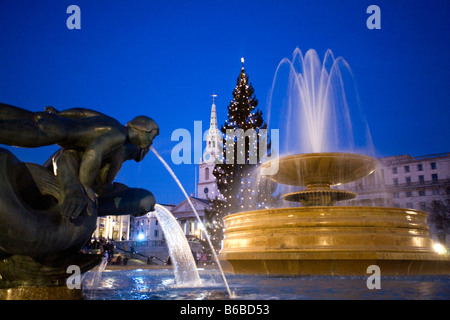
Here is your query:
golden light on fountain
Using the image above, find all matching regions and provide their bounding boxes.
[261,153,377,206]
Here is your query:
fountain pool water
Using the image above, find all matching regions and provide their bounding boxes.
[82,268,450,300]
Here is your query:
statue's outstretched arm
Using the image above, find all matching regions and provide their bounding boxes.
[61,108,108,119]
[46,106,107,119]
[0,105,69,147]
[0,103,35,120]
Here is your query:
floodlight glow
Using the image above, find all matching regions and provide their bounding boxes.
[433,243,446,255]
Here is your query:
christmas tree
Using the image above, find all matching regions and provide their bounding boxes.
[202,58,278,253]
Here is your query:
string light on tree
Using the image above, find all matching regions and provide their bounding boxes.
[203,58,280,254]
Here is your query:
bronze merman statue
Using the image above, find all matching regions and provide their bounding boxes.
[0,102,159,289]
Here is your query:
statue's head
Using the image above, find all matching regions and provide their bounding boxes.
[126,116,159,149]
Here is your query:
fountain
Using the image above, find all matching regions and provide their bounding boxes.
[218,49,450,276]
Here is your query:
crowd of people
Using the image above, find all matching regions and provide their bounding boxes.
[193,250,213,266]
[84,237,214,267]
[84,237,119,264]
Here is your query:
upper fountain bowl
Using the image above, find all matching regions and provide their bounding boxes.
[261,152,377,187]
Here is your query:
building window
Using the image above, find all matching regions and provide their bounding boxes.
[393,178,399,186]
[406,177,411,185]
[431,173,438,182]
[393,192,399,199]
[419,175,425,184]
[418,190,426,197]
[154,230,159,237]
[406,202,413,209]
[404,165,410,173]
[205,167,209,180]
[417,164,423,171]
[392,167,398,174]
[420,202,427,211]
[432,189,440,196]
[406,191,412,197]
[430,162,436,170]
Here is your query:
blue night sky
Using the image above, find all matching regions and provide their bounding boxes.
[0,0,449,204]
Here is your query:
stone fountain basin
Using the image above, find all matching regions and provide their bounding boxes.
[261,152,378,187]
[221,206,433,253]
[218,206,450,275]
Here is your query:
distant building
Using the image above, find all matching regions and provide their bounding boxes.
[93,215,131,241]
[170,196,212,241]
[121,204,175,261]
[129,204,175,242]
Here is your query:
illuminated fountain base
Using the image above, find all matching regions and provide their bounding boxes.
[219,206,450,275]
[219,153,450,275]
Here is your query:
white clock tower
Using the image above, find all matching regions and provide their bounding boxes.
[197,95,223,200]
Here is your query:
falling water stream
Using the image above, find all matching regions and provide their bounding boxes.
[153,204,201,286]
[82,255,108,299]
[150,146,233,298]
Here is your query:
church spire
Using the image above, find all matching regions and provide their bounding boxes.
[210,94,218,130]
[204,94,222,164]
[197,94,224,201]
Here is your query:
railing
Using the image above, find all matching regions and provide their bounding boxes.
[379,152,449,166]
[115,239,167,249]
[413,153,449,160]
[387,178,449,191]
[114,243,167,265]
[341,178,449,193]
